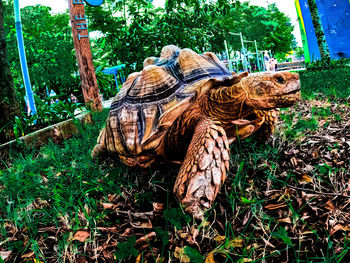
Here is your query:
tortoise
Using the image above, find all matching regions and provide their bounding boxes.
[92,45,300,218]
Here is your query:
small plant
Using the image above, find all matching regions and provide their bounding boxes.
[163,208,192,230]
[114,236,139,260]
[271,226,292,246]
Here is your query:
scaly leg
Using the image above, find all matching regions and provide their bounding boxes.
[252,109,279,142]
[173,118,230,219]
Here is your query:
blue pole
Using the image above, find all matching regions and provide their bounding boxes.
[14,0,36,116]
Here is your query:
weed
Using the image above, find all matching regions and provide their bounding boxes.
[114,236,138,260]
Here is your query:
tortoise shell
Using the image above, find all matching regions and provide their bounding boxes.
[97,45,232,160]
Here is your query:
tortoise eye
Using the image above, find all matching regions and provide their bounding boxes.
[276,76,284,84]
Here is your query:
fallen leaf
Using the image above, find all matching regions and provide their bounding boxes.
[135,254,142,263]
[153,203,164,213]
[225,238,244,248]
[72,231,90,242]
[101,203,115,209]
[324,200,335,211]
[174,247,190,263]
[140,221,153,229]
[298,174,313,184]
[242,209,251,225]
[96,226,118,233]
[213,234,225,243]
[21,251,34,258]
[264,203,287,210]
[330,224,350,236]
[311,151,319,159]
[0,251,12,261]
[204,251,215,263]
[290,157,298,167]
[135,232,156,245]
[277,217,292,224]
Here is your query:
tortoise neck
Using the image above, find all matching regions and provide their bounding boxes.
[200,82,251,123]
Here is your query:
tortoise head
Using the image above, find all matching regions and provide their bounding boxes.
[241,71,301,109]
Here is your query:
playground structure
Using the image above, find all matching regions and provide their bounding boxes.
[295,0,350,62]
[223,32,271,73]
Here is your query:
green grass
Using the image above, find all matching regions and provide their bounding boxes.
[0,109,126,260]
[0,84,349,262]
[299,67,350,99]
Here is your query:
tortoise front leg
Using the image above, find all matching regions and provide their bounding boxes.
[252,109,279,142]
[173,118,230,219]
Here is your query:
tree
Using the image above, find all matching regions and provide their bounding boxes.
[306,0,330,60]
[85,0,296,73]
[4,3,80,99]
[0,0,20,142]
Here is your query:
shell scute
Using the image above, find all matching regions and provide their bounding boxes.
[103,45,231,157]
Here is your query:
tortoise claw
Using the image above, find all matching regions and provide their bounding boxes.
[91,144,106,160]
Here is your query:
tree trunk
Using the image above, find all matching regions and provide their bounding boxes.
[0,0,20,142]
[68,0,102,111]
[307,0,330,61]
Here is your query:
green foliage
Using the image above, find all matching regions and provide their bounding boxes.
[271,226,292,246]
[114,236,139,260]
[0,109,112,256]
[86,0,296,73]
[183,246,203,263]
[9,98,83,139]
[154,227,169,247]
[163,208,191,229]
[299,67,350,99]
[3,2,78,99]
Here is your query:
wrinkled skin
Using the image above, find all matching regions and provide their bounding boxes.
[92,49,300,219]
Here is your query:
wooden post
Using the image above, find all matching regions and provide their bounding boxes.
[68,0,102,111]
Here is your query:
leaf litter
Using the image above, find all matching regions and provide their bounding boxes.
[0,98,349,262]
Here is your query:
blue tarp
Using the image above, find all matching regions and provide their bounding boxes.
[298,0,350,61]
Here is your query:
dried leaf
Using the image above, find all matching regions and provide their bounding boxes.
[213,234,225,243]
[140,220,153,229]
[264,202,287,210]
[135,254,142,263]
[96,226,118,233]
[330,224,350,236]
[311,151,319,159]
[135,232,156,245]
[226,238,244,248]
[298,174,313,184]
[277,217,292,224]
[102,203,115,209]
[290,157,298,167]
[174,247,190,263]
[21,251,34,258]
[243,209,251,225]
[72,231,90,242]
[153,202,164,213]
[0,251,12,261]
[204,251,216,263]
[324,200,335,211]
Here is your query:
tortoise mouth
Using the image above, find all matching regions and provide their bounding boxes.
[284,87,301,95]
[272,86,301,97]
[275,90,301,107]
